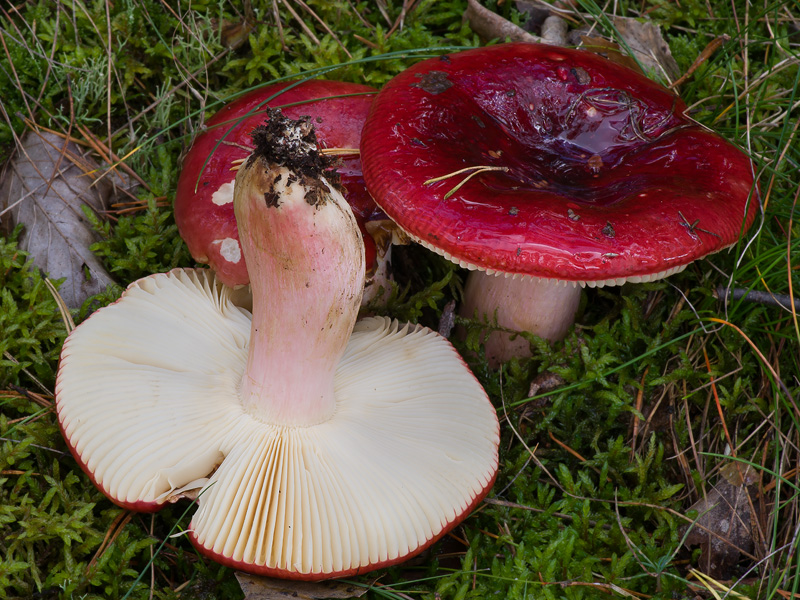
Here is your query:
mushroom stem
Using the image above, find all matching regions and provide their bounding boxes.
[460,271,581,367]
[234,143,364,427]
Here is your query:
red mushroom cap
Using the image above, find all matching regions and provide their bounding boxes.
[176,80,383,286]
[360,43,759,286]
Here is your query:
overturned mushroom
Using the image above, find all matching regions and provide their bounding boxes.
[360,43,758,365]
[56,111,499,579]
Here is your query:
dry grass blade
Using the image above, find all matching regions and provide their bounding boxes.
[109,195,169,216]
[703,346,735,456]
[786,182,800,344]
[423,165,509,200]
[85,510,134,577]
[0,28,35,123]
[319,147,359,156]
[291,0,352,58]
[4,386,52,409]
[387,0,419,38]
[44,278,75,333]
[670,35,730,88]
[3,353,52,396]
[74,123,149,192]
[688,568,750,600]
[707,318,798,416]
[89,145,144,189]
[548,431,588,462]
[280,0,321,45]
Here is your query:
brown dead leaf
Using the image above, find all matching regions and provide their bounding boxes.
[218,0,256,50]
[579,35,643,74]
[514,1,550,34]
[465,0,541,44]
[235,572,369,600]
[610,16,681,81]
[527,371,566,399]
[682,463,759,579]
[0,130,126,308]
[438,299,457,338]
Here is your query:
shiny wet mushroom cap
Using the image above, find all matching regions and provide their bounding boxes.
[175,79,391,295]
[360,43,758,365]
[56,110,500,579]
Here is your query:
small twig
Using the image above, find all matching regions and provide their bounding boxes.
[484,497,614,531]
[8,385,52,408]
[464,0,541,44]
[715,286,800,311]
[0,437,65,455]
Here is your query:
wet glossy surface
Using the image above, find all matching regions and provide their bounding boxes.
[361,43,759,282]
[175,80,382,286]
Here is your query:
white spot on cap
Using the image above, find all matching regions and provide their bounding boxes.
[211,180,235,206]
[211,238,241,264]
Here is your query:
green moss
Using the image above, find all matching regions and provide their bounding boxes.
[1,0,799,598]
[0,230,67,388]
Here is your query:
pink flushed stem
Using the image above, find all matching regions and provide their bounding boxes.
[461,271,581,367]
[234,155,365,426]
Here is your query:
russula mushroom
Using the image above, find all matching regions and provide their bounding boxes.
[56,110,500,579]
[360,43,758,365]
[175,79,395,302]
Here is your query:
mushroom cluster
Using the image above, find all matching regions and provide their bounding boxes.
[360,43,759,365]
[56,110,500,579]
[56,39,759,581]
[175,80,395,302]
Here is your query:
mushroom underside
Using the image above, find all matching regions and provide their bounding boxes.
[56,268,499,578]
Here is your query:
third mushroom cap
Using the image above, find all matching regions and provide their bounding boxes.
[175,80,394,301]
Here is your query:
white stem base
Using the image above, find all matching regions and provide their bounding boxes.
[461,271,581,366]
[362,245,393,306]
